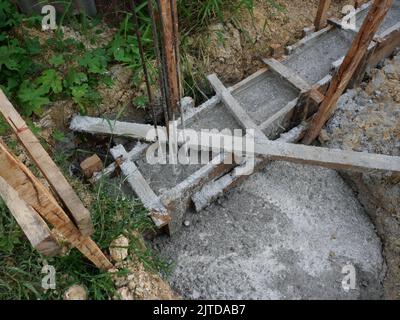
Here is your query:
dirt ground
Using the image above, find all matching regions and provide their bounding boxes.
[323,51,400,299]
[189,0,365,85]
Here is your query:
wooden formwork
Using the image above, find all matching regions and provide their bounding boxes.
[71,0,400,235]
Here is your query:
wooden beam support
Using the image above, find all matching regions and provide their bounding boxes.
[70,116,400,174]
[262,58,325,105]
[110,145,171,229]
[263,58,309,92]
[302,0,393,145]
[0,90,94,236]
[315,0,332,31]
[158,0,180,116]
[253,138,400,173]
[0,142,112,270]
[207,74,265,138]
[0,176,61,257]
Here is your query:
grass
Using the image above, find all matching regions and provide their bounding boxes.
[0,170,170,300]
[0,0,285,300]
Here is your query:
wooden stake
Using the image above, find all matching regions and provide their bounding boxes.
[0,142,112,270]
[0,89,93,235]
[0,176,61,257]
[315,0,332,31]
[303,0,393,145]
[158,0,180,117]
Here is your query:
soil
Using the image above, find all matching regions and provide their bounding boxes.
[188,0,367,85]
[322,50,400,299]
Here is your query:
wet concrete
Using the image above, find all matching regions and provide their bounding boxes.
[153,162,385,300]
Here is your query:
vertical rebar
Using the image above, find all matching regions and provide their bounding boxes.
[131,0,158,138]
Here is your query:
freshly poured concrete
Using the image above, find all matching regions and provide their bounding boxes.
[284,29,354,84]
[356,1,400,35]
[153,162,385,299]
[233,72,299,125]
[135,102,242,194]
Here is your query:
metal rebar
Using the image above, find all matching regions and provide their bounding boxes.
[131,0,159,139]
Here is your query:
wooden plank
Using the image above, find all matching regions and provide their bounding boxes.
[160,153,234,234]
[92,142,149,183]
[0,90,93,236]
[262,58,325,105]
[315,0,332,31]
[263,58,309,92]
[253,139,400,173]
[369,22,400,67]
[228,68,268,94]
[192,122,308,212]
[70,116,400,174]
[70,115,156,141]
[259,98,298,137]
[207,74,265,138]
[110,145,171,229]
[302,0,393,145]
[0,176,61,257]
[286,25,333,55]
[0,142,112,270]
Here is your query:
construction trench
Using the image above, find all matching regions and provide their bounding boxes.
[0,0,398,300]
[66,1,400,299]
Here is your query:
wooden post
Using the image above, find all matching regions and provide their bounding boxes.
[355,0,364,9]
[315,0,332,31]
[158,0,180,117]
[302,0,393,145]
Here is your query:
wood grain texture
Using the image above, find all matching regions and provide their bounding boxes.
[315,0,332,31]
[110,145,171,229]
[70,116,400,174]
[0,176,61,257]
[207,73,265,138]
[0,142,112,270]
[303,0,393,144]
[0,89,93,236]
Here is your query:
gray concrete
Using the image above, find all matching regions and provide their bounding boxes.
[233,72,299,125]
[356,1,400,35]
[153,162,385,299]
[284,28,355,84]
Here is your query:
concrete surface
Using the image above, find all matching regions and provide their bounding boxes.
[284,28,354,84]
[233,72,299,125]
[153,162,385,300]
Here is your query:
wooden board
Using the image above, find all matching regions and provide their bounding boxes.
[110,145,171,229]
[0,176,61,257]
[70,116,400,174]
[302,0,394,144]
[263,58,309,92]
[253,138,400,173]
[0,142,112,270]
[369,22,400,67]
[207,74,265,138]
[315,0,332,31]
[0,90,93,236]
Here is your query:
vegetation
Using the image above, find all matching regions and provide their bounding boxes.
[0,0,278,300]
[0,175,168,300]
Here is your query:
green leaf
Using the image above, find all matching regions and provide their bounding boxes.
[17,81,50,116]
[53,129,66,142]
[133,95,148,109]
[24,37,41,55]
[49,54,65,67]
[63,69,88,88]
[35,69,63,94]
[78,49,108,74]
[0,45,23,71]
